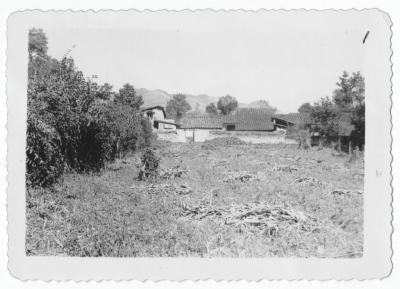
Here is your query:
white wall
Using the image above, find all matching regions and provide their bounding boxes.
[152,109,165,121]
[208,130,288,144]
[156,129,298,144]
[156,130,186,142]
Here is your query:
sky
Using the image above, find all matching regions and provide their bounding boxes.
[36,11,372,113]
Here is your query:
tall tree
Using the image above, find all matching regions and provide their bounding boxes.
[217,95,238,115]
[97,83,114,100]
[333,71,365,111]
[310,97,339,142]
[250,99,277,114]
[114,83,143,110]
[310,71,365,149]
[333,71,365,148]
[298,102,313,113]
[206,102,218,115]
[166,93,192,120]
[28,28,48,60]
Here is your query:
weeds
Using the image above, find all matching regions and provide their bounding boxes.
[26,142,363,257]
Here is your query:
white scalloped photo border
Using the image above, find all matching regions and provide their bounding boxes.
[6,8,393,281]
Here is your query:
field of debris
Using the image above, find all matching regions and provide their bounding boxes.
[26,138,364,257]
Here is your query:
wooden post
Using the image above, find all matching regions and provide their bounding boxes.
[338,136,342,152]
[355,145,360,158]
[348,140,352,155]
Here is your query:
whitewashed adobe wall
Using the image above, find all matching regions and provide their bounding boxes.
[155,128,298,144]
[156,130,186,142]
[152,109,165,121]
[208,131,288,144]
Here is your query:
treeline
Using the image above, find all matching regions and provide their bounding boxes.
[27,28,152,187]
[165,93,277,121]
[206,96,277,116]
[295,71,365,151]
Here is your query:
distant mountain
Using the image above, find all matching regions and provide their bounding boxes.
[137,88,220,111]
[241,100,278,114]
[136,88,171,108]
[136,88,276,113]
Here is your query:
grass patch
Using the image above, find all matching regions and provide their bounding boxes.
[26,141,363,257]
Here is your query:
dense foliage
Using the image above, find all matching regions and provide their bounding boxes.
[26,28,152,187]
[138,148,160,181]
[166,93,192,120]
[217,94,238,115]
[205,95,240,116]
[248,100,277,114]
[306,71,365,150]
[298,102,313,113]
[205,102,219,115]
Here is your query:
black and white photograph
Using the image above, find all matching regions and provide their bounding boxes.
[6,9,392,281]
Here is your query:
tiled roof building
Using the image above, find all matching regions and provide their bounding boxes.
[180,115,223,129]
[180,108,276,131]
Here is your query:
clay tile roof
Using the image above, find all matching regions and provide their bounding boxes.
[273,113,312,125]
[180,115,223,129]
[181,108,278,131]
[222,108,275,131]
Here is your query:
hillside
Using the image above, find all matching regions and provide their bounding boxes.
[137,88,220,111]
[137,88,257,111]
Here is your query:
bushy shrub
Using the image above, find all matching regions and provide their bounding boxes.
[138,148,160,180]
[286,122,311,149]
[26,114,63,187]
[141,117,156,147]
[26,28,153,187]
[297,129,311,149]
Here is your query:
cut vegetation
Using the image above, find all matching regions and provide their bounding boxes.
[26,139,363,258]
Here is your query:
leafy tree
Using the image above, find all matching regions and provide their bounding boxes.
[333,71,365,148]
[217,95,238,115]
[333,71,365,110]
[351,101,365,148]
[206,102,218,115]
[96,83,114,100]
[250,100,277,114]
[28,28,48,60]
[138,148,160,181]
[114,83,144,110]
[166,93,192,120]
[310,97,339,143]
[26,28,152,186]
[186,103,203,117]
[298,102,313,113]
[309,71,365,150]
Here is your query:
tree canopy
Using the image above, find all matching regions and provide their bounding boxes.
[250,100,277,114]
[26,28,152,187]
[166,93,192,120]
[28,28,48,60]
[310,71,365,149]
[217,95,238,115]
[333,71,365,110]
[205,102,219,115]
[298,102,313,113]
[114,83,144,110]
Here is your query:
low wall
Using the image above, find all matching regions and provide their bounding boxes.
[156,129,299,144]
[156,130,186,142]
[209,130,290,144]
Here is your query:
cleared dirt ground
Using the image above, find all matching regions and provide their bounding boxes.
[26,139,363,257]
